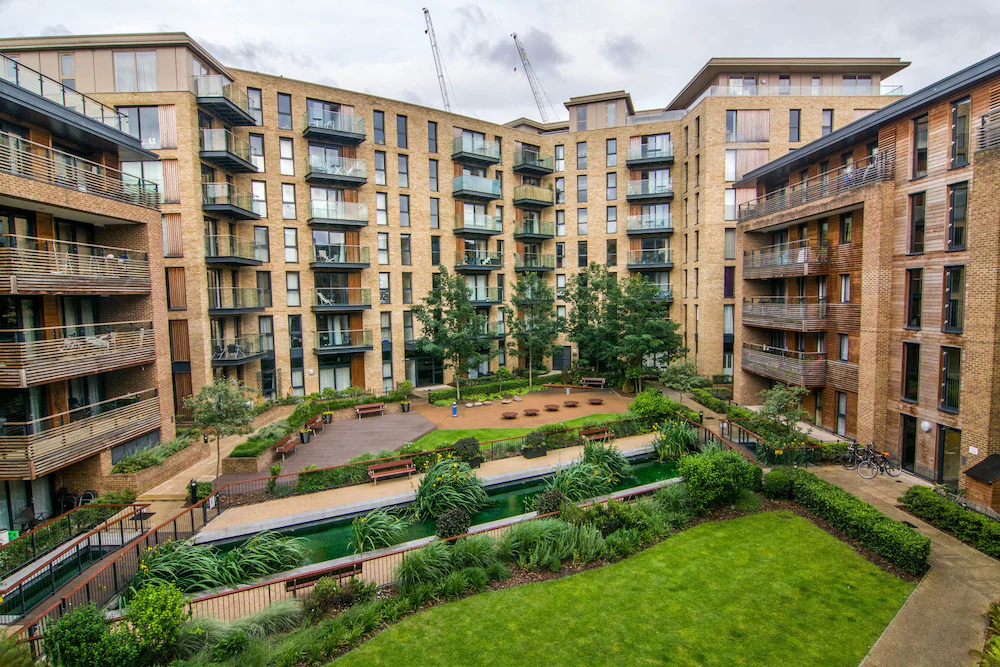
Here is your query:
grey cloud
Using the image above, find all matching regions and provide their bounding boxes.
[199,39,315,73]
[401,89,424,105]
[40,24,71,36]
[601,34,643,70]
[475,27,568,74]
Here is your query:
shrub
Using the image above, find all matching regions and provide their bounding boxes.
[230,599,303,637]
[711,374,734,385]
[900,486,1000,559]
[427,379,532,403]
[545,462,614,501]
[654,483,692,528]
[44,603,112,667]
[485,561,512,581]
[789,469,930,575]
[0,635,32,667]
[395,541,453,593]
[413,459,489,520]
[690,388,729,414]
[763,469,793,499]
[461,566,491,591]
[568,523,606,564]
[522,430,545,450]
[652,420,699,462]
[534,488,568,515]
[582,440,631,483]
[435,507,471,539]
[306,576,377,621]
[111,437,193,474]
[451,436,482,463]
[438,570,471,599]
[350,508,409,554]
[707,387,732,401]
[213,630,251,661]
[604,527,642,559]
[450,534,499,569]
[677,449,762,514]
[820,440,849,462]
[125,582,187,660]
[498,518,576,571]
[230,420,293,458]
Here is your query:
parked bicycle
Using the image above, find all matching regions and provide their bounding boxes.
[840,442,867,470]
[858,447,902,479]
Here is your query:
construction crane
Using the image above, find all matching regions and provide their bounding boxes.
[511,32,559,123]
[423,8,454,112]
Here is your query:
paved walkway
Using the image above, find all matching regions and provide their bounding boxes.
[814,467,1000,667]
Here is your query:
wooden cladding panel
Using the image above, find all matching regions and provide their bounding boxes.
[741,348,827,387]
[827,361,860,394]
[166,267,186,309]
[169,320,190,362]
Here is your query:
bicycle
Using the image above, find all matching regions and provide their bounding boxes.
[840,442,866,470]
[858,448,902,479]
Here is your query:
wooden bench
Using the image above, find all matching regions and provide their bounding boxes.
[284,563,363,593]
[588,398,604,405]
[274,434,298,460]
[580,427,613,442]
[306,415,325,432]
[563,400,579,408]
[355,402,387,419]
[581,377,606,389]
[368,459,416,486]
[501,412,518,420]
[523,408,539,417]
[544,404,560,412]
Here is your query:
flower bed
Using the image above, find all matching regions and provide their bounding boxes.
[104,440,211,496]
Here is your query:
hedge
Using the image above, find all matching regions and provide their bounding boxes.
[711,374,734,385]
[428,379,531,404]
[900,486,1000,558]
[229,421,293,458]
[690,388,729,414]
[677,449,762,514]
[707,387,732,401]
[787,469,930,575]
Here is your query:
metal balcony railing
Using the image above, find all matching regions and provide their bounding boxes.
[453,175,501,198]
[207,287,269,311]
[626,110,687,125]
[303,109,365,136]
[313,287,372,308]
[975,109,1000,152]
[313,329,373,350]
[193,75,257,118]
[454,214,503,234]
[512,184,554,204]
[311,244,369,265]
[742,239,829,277]
[514,150,554,171]
[211,334,272,362]
[202,182,256,213]
[0,235,151,291]
[467,286,503,302]
[456,250,503,268]
[452,136,501,161]
[741,343,827,387]
[626,143,673,162]
[0,131,160,209]
[690,83,903,109]
[626,213,672,232]
[653,285,673,300]
[627,179,673,197]
[626,248,672,265]
[204,235,259,261]
[482,321,506,337]
[309,200,368,223]
[307,154,367,179]
[514,253,555,270]
[514,220,555,237]
[199,128,254,162]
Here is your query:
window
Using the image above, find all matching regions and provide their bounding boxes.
[940,346,962,412]
[839,213,852,244]
[606,102,617,127]
[289,315,302,350]
[695,155,700,186]
[119,106,161,149]
[402,272,413,304]
[725,189,736,220]
[695,230,700,260]
[839,274,850,302]
[400,234,412,265]
[403,311,413,340]
[430,198,439,228]
[376,192,388,225]
[951,97,971,168]
[944,266,965,333]
[380,273,391,304]
[577,175,588,203]
[122,160,164,198]
[606,206,617,233]
[844,74,872,95]
[374,151,386,185]
[114,51,156,92]
[377,233,389,264]
[902,342,920,402]
[249,134,265,172]
[286,272,300,307]
[576,106,587,131]
[577,142,587,170]
[837,333,849,361]
[496,170,503,195]
[789,109,801,142]
[577,208,588,235]
[555,210,566,236]
[283,228,298,262]
[398,154,409,188]
[250,180,267,217]
[373,110,385,144]
[428,120,438,152]
[724,109,769,142]
[821,109,833,136]
[694,116,700,147]
[606,138,617,167]
[910,192,926,253]
[606,173,617,200]
[578,241,588,267]
[279,138,294,175]
[555,177,565,204]
[247,88,263,125]
[723,266,735,298]
[835,392,847,436]
[396,114,408,148]
[277,93,292,130]
[606,239,617,266]
[694,268,699,297]
[381,312,392,343]
[254,226,269,262]
[281,184,296,219]
[428,159,438,191]
[399,195,410,227]
[554,145,564,171]
[948,182,968,250]
[724,228,736,260]
[906,269,922,329]
[556,242,565,268]
[431,236,440,265]
[557,305,566,320]
[913,115,929,177]
[725,150,736,181]
[257,271,273,308]
[556,274,567,298]
[166,267,186,309]
[58,53,75,88]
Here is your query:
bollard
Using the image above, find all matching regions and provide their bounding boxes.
[189,479,198,504]
[699,410,704,424]
[452,401,458,418]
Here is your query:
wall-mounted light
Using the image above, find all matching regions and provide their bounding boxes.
[920,421,932,433]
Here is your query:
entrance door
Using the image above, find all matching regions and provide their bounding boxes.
[900,414,917,473]
[938,426,961,491]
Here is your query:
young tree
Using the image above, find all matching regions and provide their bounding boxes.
[758,383,810,430]
[660,360,702,401]
[183,378,256,478]
[563,264,620,373]
[411,267,499,401]
[507,272,562,388]
[617,277,685,392]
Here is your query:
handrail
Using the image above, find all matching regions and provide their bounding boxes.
[453,175,501,196]
[627,178,673,196]
[512,184,554,203]
[313,329,373,349]
[308,200,369,222]
[626,213,672,231]
[454,214,503,233]
[312,287,372,307]
[513,150,553,170]
[456,250,503,267]
[626,248,672,264]
[202,182,256,212]
[0,319,152,343]
[204,234,259,260]
[0,388,157,435]
[513,253,555,269]
[626,143,674,161]
[193,75,256,117]
[514,220,554,236]
[743,295,827,304]
[0,234,148,260]
[743,342,825,361]
[452,136,500,159]
[311,244,370,264]
[690,83,903,109]
[467,287,503,302]
[207,287,269,310]
[199,128,253,162]
[303,109,365,136]
[306,154,367,178]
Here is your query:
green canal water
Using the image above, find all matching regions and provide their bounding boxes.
[269,459,679,564]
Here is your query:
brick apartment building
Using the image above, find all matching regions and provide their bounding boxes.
[735,51,1000,496]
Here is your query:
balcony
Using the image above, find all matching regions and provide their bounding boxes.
[308,200,368,228]
[512,184,554,208]
[1,131,160,212]
[313,329,374,355]
[302,109,366,144]
[652,285,673,302]
[204,235,262,267]
[310,244,370,269]
[513,150,554,176]
[743,297,828,332]
[207,287,269,315]
[0,389,160,479]
[453,175,502,201]
[312,287,372,311]
[199,129,257,173]
[626,143,674,168]
[454,214,503,236]
[828,359,860,394]
[975,108,1000,152]
[514,253,555,272]
[202,182,260,220]
[305,155,367,187]
[193,75,257,126]
[468,287,503,305]
[482,321,506,339]
[626,179,673,202]
[455,251,503,272]
[211,334,272,367]
[626,248,673,270]
[0,236,151,295]
[691,83,903,109]
[738,153,894,223]
[742,240,831,280]
[627,110,687,125]
[626,213,673,236]
[741,343,827,388]
[452,136,501,166]
[0,321,155,389]
[513,220,554,240]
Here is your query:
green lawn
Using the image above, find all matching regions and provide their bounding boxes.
[410,413,624,450]
[335,511,913,667]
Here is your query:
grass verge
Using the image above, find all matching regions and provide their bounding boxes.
[409,414,624,450]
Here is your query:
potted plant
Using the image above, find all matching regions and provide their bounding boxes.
[521,431,547,459]
[299,428,313,444]
[322,410,334,424]
[452,436,484,468]
[401,400,411,413]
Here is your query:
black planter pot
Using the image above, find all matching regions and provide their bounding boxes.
[401,403,411,413]
[300,431,312,444]
[522,446,547,459]
[467,456,484,469]
[323,413,333,424]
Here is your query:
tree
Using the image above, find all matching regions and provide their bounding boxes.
[563,264,620,373]
[411,267,499,401]
[617,277,684,391]
[184,378,256,478]
[507,272,562,388]
[757,383,810,430]
[660,361,702,401]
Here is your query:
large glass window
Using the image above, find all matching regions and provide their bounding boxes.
[577,208,588,235]
[606,173,616,200]
[283,228,298,262]
[576,142,587,170]
[428,120,438,152]
[906,269,922,329]
[286,272,300,307]
[555,210,565,236]
[951,97,971,168]
[430,198,439,229]
[948,182,968,250]
[114,51,156,92]
[399,195,410,227]
[578,241,588,267]
[119,106,160,149]
[374,151,386,185]
[281,184,296,219]
[944,266,965,333]
[902,342,920,402]
[577,175,588,203]
[789,109,801,142]
[910,192,925,253]
[398,154,409,188]
[913,115,928,177]
[277,93,292,130]
[279,138,294,175]
[373,110,385,144]
[396,114,408,148]
[400,234,412,265]
[606,138,617,167]
[555,177,565,204]
[821,109,833,136]
[429,159,438,191]
[247,88,263,125]
[940,346,962,412]
[249,134,265,172]
[377,233,389,264]
[606,206,617,234]
[376,192,387,225]
[554,145,564,171]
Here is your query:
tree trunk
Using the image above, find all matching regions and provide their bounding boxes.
[528,348,533,388]
[455,363,461,401]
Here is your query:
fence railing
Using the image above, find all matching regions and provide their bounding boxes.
[312,287,371,308]
[453,175,502,197]
[468,286,503,302]
[313,329,373,350]
[199,128,253,163]
[690,83,903,109]
[204,234,259,261]
[626,248,672,265]
[452,136,501,160]
[210,334,272,362]
[514,253,555,270]
[207,287,270,311]
[512,184,554,204]
[202,182,256,213]
[721,418,823,467]
[514,150,554,171]
[626,143,673,162]
[514,220,554,237]
[627,179,673,197]
[456,250,503,268]
[454,214,503,234]
[311,244,369,265]
[741,343,827,387]
[626,213,672,232]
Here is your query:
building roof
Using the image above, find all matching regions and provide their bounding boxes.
[667,57,910,110]
[736,50,1000,188]
[965,454,1000,485]
[564,90,634,114]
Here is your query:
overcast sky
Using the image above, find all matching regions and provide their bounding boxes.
[2,0,999,123]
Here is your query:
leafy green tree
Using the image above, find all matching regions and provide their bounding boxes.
[507,272,562,388]
[618,277,684,391]
[758,383,810,429]
[660,361,701,400]
[564,264,620,373]
[184,378,256,478]
[126,583,187,661]
[411,267,499,401]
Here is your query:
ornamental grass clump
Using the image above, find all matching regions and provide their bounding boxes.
[413,459,490,520]
[349,508,410,554]
[582,440,631,483]
[544,462,614,501]
[652,420,700,462]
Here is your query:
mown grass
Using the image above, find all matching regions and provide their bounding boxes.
[333,511,914,667]
[409,414,624,450]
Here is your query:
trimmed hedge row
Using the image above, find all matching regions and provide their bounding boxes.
[691,388,729,414]
[787,469,930,575]
[428,379,531,404]
[900,486,1000,558]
